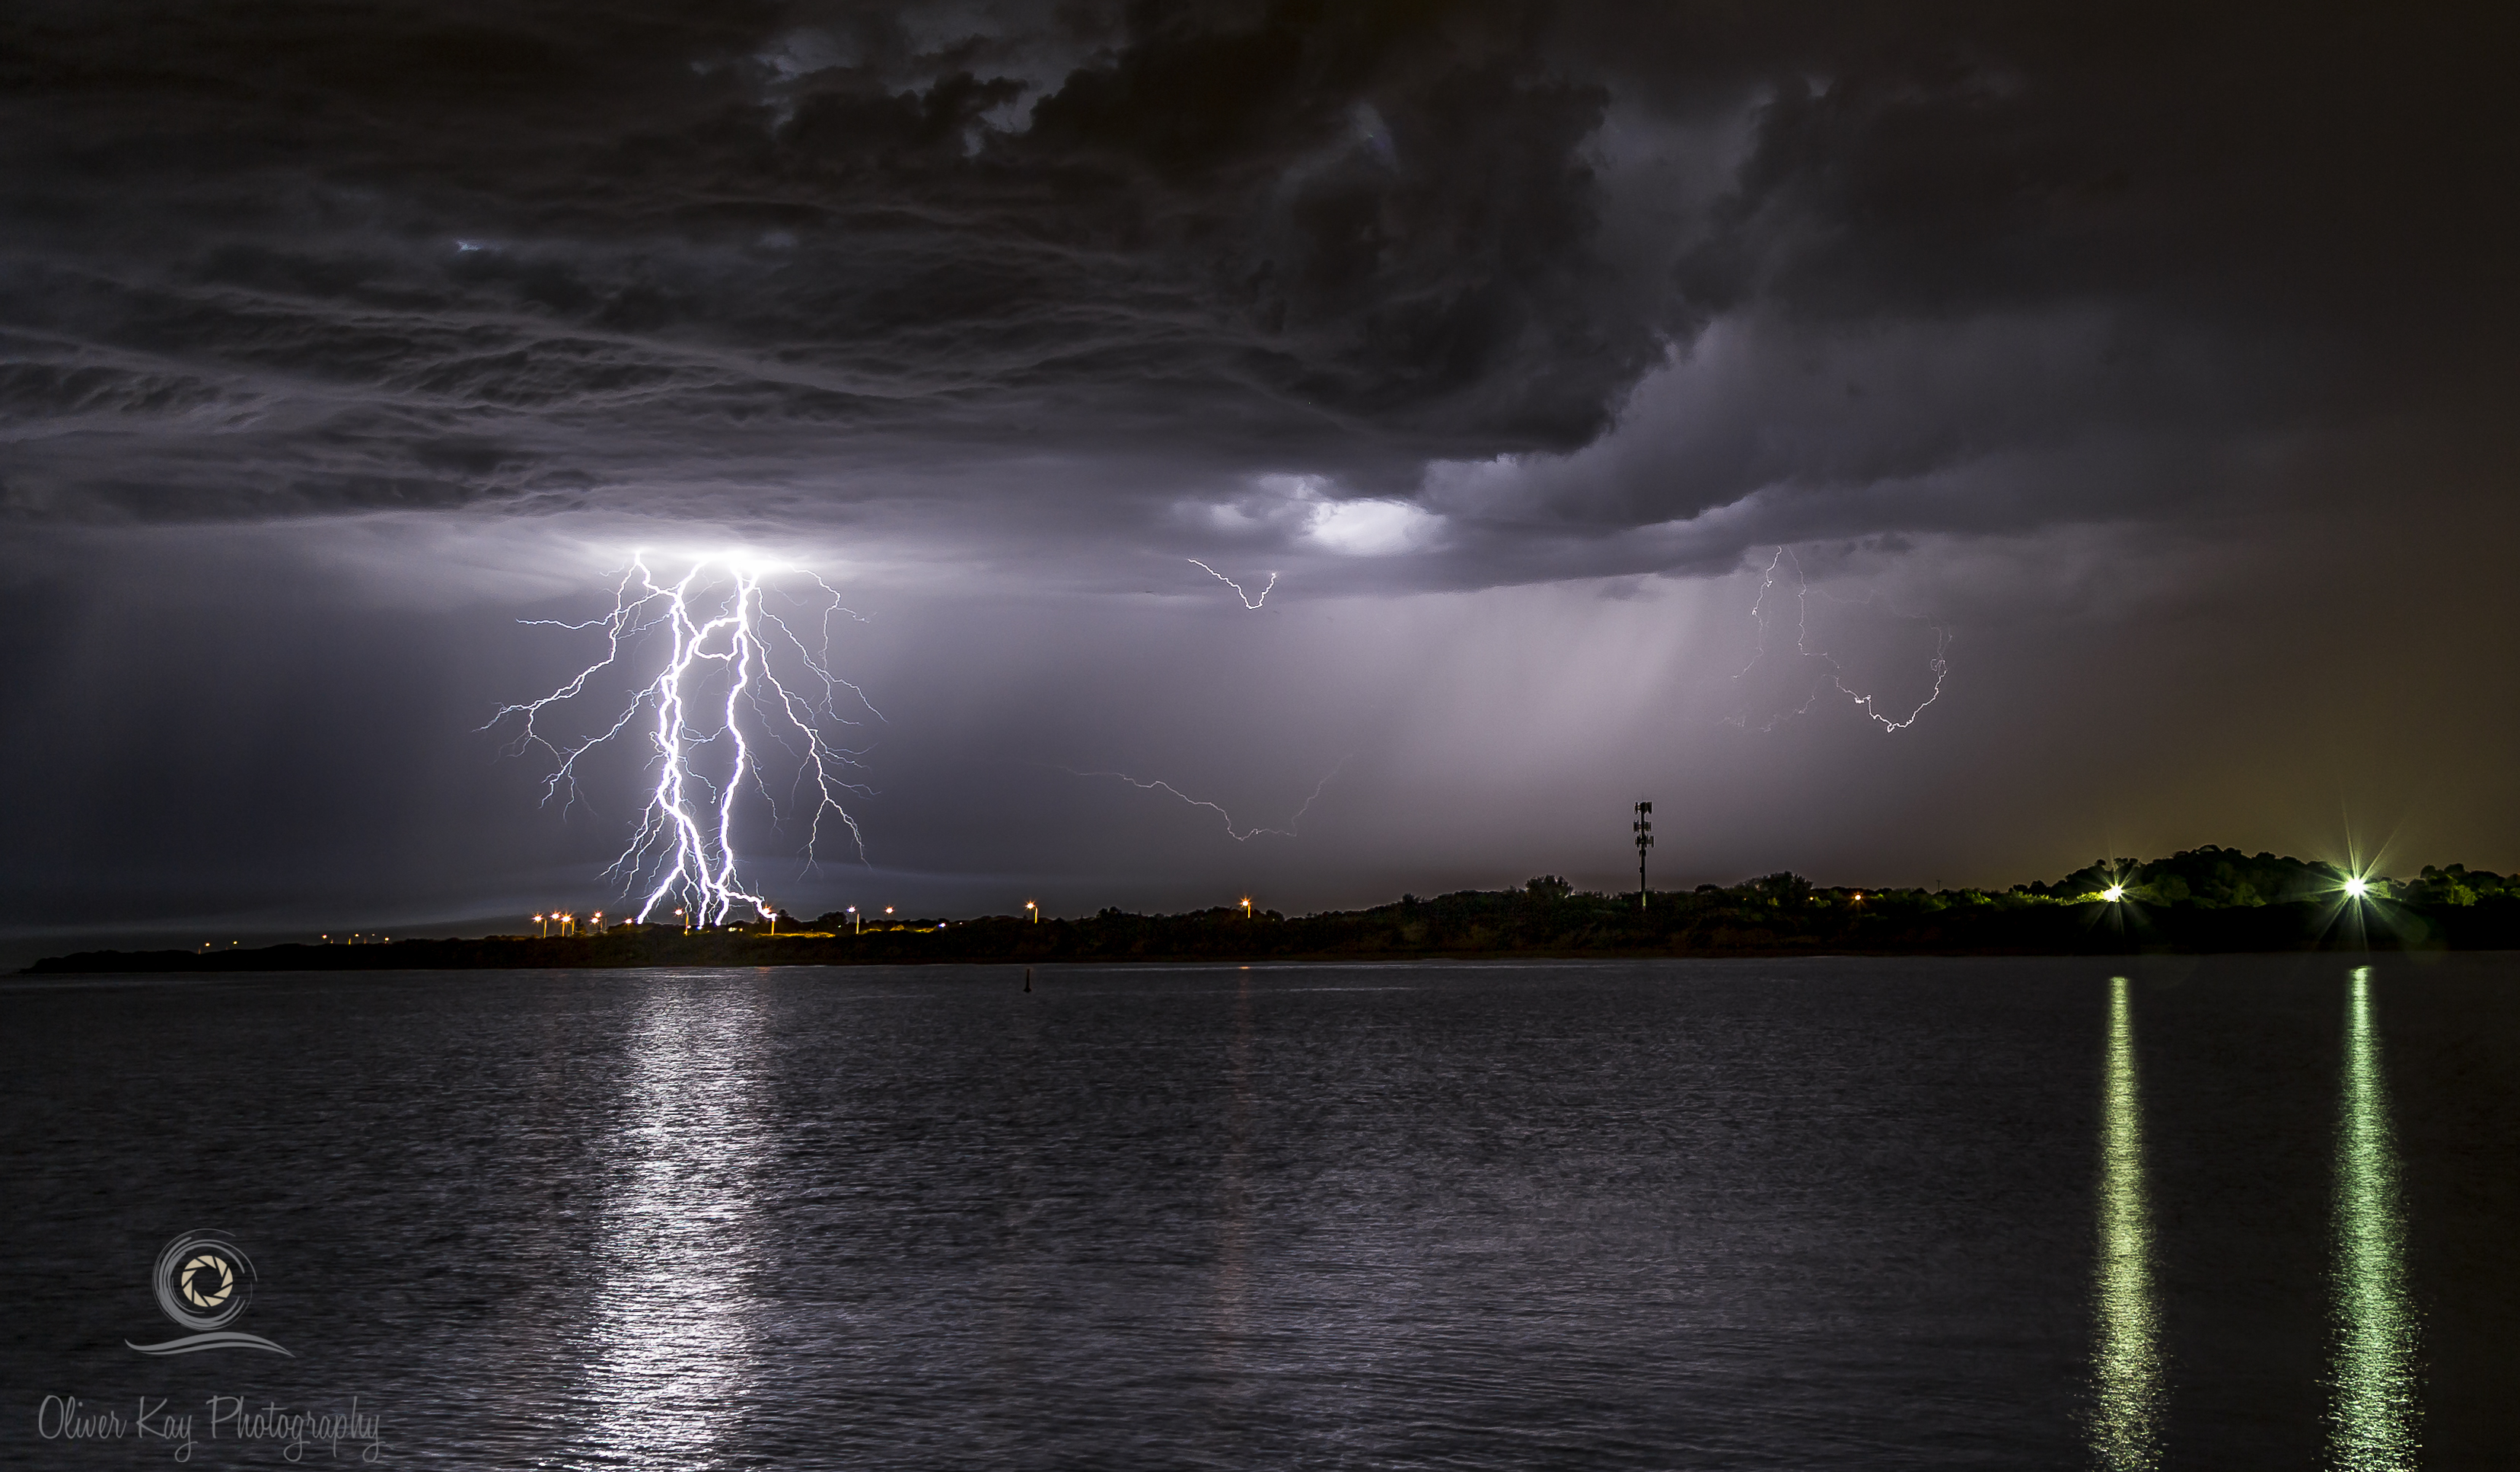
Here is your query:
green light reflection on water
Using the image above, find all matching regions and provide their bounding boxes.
[2330,964,2422,1470]
[2090,975,2164,1470]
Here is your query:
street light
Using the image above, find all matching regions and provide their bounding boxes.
[1241,897,1252,919]
[1025,900,1037,923]
[534,913,546,938]
[847,905,859,935]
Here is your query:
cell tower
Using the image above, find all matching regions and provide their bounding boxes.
[1633,801,1654,910]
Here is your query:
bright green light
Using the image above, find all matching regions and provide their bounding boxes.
[2089,975,2163,1469]
[2103,884,2126,902]
[2330,965,2420,1470]
[2344,876,2370,899]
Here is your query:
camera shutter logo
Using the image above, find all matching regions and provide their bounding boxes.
[126,1230,293,1356]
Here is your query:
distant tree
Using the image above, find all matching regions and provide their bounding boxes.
[1750,871,1812,906]
[1524,875,1572,900]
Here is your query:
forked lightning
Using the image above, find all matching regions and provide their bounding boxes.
[489,553,877,926]
[1188,559,1278,609]
[1732,546,1950,734]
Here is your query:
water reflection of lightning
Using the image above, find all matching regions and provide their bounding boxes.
[1729,546,1950,733]
[489,553,878,926]
[1060,761,1344,842]
[1188,559,1277,610]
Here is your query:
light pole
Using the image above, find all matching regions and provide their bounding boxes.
[1241,897,1253,919]
[1025,900,1037,924]
[534,914,546,938]
[847,905,859,935]
[1633,801,1654,911]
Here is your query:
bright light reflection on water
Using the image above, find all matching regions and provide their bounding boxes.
[2330,965,2421,1470]
[581,983,768,1465]
[2089,975,2163,1470]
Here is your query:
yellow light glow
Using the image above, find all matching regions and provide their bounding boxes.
[2088,975,2163,1468]
[2104,885,2126,902]
[2330,965,2420,1469]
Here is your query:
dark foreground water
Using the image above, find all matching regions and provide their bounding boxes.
[4,956,2515,1469]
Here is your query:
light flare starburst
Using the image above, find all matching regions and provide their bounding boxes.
[489,553,878,926]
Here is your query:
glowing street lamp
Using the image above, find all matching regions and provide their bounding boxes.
[846,905,859,934]
[2344,876,2370,900]
[1025,900,1037,923]
[2104,885,2127,903]
[1241,897,1253,919]
[534,913,546,938]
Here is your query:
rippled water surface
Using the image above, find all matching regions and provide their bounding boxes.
[6,956,2516,1467]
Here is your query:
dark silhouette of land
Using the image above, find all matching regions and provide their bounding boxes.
[24,848,2518,973]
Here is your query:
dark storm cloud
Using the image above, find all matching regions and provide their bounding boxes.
[2,1,2512,584]
[2,0,1667,525]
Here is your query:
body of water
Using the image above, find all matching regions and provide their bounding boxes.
[5,955,2515,1467]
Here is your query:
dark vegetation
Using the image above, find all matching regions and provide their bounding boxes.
[27,848,2520,973]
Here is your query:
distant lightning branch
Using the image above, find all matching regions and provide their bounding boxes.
[1056,759,1346,841]
[486,553,879,926]
[1188,559,1278,609]
[1731,546,1950,734]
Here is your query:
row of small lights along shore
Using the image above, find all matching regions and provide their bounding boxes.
[511,896,1269,938]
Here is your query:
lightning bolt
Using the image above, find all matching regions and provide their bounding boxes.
[487,553,879,926]
[1188,559,1278,609]
[1730,546,1951,734]
[1057,760,1346,841]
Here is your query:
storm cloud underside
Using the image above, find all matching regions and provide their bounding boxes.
[2,1,2513,951]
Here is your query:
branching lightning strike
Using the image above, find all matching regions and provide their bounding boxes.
[488,553,879,926]
[1188,559,1278,609]
[1731,546,1951,734]
[1059,760,1346,841]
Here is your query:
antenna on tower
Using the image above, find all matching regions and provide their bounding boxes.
[1633,801,1655,911]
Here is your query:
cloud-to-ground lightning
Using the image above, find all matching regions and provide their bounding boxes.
[1058,760,1346,841]
[1188,559,1278,609]
[1728,546,1951,733]
[488,553,879,926]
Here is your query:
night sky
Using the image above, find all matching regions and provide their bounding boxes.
[4,2,2515,957]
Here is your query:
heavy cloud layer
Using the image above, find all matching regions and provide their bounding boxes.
[2,2,2515,951]
[8,0,2509,581]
